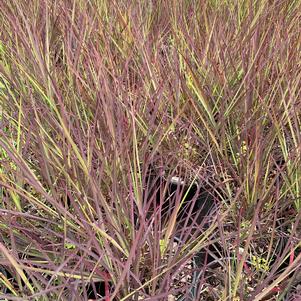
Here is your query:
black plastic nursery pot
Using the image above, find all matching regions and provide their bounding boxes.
[156,176,220,301]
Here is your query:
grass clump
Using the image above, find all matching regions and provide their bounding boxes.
[0,0,300,300]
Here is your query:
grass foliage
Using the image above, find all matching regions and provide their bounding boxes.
[0,0,300,300]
